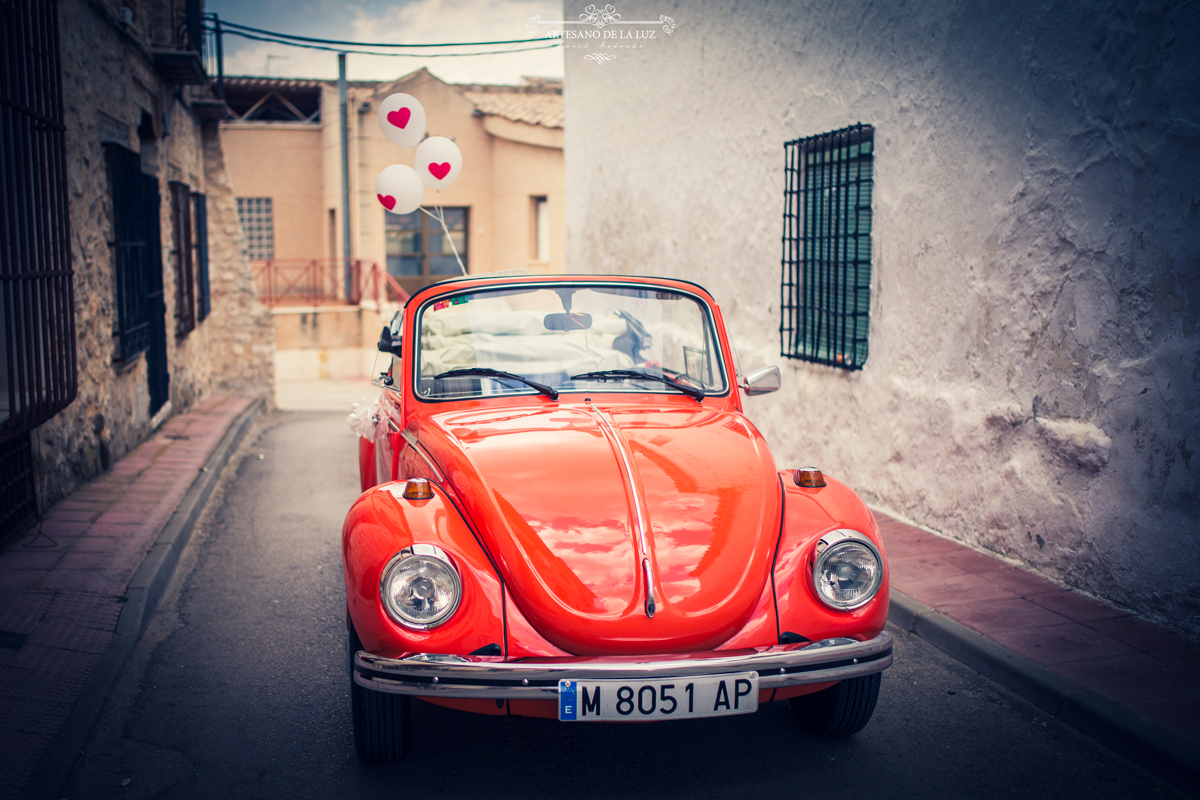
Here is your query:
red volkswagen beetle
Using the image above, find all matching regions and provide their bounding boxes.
[344,274,891,763]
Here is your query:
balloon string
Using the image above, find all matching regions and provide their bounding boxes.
[420,206,466,275]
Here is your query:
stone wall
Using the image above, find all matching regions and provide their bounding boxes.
[564,1,1200,636]
[30,0,272,512]
[201,127,276,397]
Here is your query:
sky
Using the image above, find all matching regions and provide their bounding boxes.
[205,0,565,85]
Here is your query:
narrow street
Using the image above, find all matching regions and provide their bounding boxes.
[63,410,1183,800]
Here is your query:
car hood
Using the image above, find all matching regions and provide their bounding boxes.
[412,403,780,655]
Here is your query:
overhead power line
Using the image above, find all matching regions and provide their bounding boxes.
[214,18,556,49]
[213,27,563,57]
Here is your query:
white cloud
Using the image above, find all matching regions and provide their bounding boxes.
[220,0,563,85]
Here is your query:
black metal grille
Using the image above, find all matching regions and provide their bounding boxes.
[204,14,226,102]
[143,178,168,415]
[184,0,203,53]
[1,0,78,445]
[781,124,873,370]
[106,143,168,413]
[107,144,153,362]
[170,181,196,337]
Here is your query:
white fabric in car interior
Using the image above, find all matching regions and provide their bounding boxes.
[420,310,635,377]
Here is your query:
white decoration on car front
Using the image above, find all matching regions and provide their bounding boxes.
[347,397,380,439]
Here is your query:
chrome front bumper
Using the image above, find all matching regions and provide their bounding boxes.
[354,631,892,699]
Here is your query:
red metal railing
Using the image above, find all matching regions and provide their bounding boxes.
[361,261,411,308]
[252,259,409,307]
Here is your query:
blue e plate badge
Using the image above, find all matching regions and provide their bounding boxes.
[558,679,577,721]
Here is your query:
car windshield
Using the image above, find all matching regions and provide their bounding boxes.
[415,284,728,400]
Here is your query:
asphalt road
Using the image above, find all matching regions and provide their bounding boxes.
[63,411,1184,800]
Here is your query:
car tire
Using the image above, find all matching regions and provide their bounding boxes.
[788,673,881,737]
[349,626,412,764]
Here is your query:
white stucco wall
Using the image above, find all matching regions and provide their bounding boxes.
[564,1,1200,635]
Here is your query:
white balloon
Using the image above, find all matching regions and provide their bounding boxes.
[374,165,424,215]
[377,94,426,148]
[415,136,463,191]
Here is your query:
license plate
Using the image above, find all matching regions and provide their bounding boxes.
[558,672,759,722]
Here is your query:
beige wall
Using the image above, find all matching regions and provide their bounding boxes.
[221,124,324,260]
[490,136,566,275]
[322,84,350,266]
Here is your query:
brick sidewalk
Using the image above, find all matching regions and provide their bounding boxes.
[0,396,254,800]
[875,511,1200,755]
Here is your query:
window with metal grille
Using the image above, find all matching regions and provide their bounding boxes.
[170,181,196,337]
[2,0,78,445]
[780,123,873,370]
[107,144,157,363]
[106,144,168,412]
[237,197,274,260]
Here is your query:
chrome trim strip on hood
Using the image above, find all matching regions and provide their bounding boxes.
[353,631,892,699]
[642,558,656,618]
[585,403,656,619]
[586,404,650,557]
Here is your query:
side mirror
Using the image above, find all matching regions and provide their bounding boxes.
[377,326,402,355]
[739,366,781,396]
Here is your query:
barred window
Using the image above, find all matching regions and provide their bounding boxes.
[2,0,76,447]
[170,181,196,337]
[236,197,274,260]
[780,124,873,370]
[193,193,210,321]
[106,144,161,362]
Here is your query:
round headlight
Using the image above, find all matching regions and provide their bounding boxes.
[812,530,883,610]
[380,545,461,629]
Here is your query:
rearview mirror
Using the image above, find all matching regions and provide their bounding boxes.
[739,366,781,396]
[544,312,593,331]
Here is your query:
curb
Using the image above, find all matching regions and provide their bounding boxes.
[22,397,264,800]
[888,590,1200,798]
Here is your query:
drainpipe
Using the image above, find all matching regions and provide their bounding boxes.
[338,53,352,300]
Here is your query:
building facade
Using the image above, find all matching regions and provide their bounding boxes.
[563,1,1199,636]
[1,0,273,542]
[219,68,564,380]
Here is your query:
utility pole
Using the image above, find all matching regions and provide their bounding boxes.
[338,53,352,300]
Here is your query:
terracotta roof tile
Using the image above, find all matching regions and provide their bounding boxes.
[459,88,564,129]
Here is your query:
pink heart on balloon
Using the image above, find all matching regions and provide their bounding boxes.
[428,162,451,180]
[377,194,396,211]
[386,108,411,129]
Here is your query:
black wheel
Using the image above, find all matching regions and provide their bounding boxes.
[788,673,881,737]
[349,626,412,764]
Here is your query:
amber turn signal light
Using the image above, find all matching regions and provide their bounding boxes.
[402,478,435,500]
[794,467,826,488]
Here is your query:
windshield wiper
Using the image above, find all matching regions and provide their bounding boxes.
[569,369,705,402]
[433,368,559,400]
